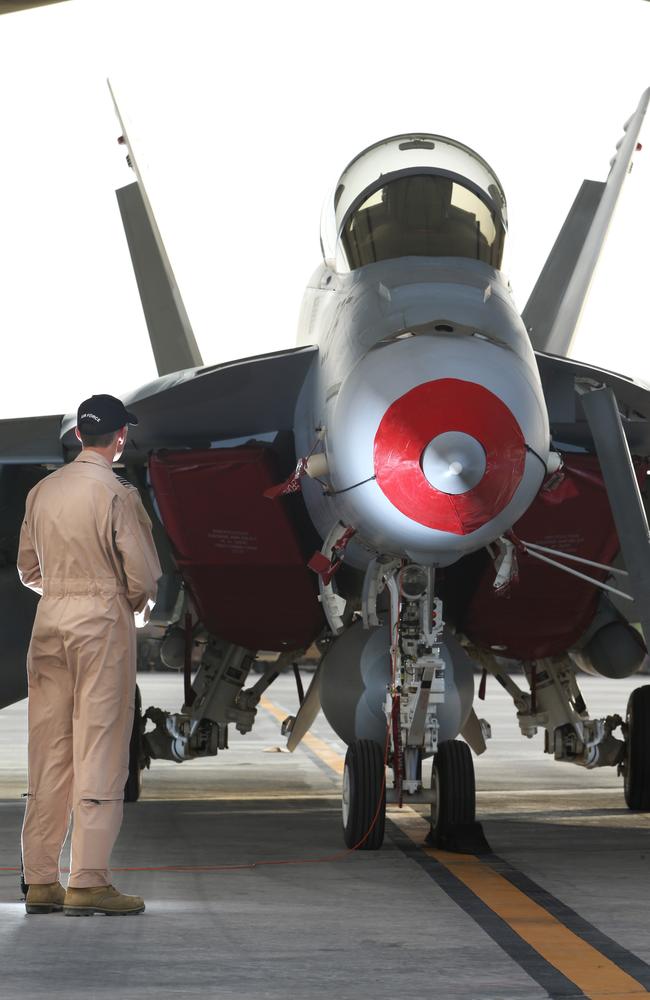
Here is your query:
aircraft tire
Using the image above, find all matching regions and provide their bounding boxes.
[342,739,386,850]
[624,685,650,810]
[124,685,144,804]
[431,739,475,839]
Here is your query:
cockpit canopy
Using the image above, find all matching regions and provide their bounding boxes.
[321,134,507,273]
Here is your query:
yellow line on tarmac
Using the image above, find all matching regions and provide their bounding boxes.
[261,695,650,1000]
[259,697,345,775]
[392,811,649,1000]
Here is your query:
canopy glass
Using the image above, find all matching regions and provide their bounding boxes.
[321,134,507,273]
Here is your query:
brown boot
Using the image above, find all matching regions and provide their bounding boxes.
[63,884,145,916]
[25,881,65,914]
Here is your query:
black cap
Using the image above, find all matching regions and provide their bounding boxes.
[77,394,138,435]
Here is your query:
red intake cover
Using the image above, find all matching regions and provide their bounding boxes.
[461,454,646,659]
[374,378,526,534]
[149,447,324,651]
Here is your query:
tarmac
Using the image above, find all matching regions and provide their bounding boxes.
[1,670,650,1000]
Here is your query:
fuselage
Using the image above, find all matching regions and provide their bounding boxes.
[294,134,550,569]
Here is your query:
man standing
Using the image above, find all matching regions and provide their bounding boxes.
[17,394,162,916]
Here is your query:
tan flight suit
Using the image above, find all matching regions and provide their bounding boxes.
[17,450,161,888]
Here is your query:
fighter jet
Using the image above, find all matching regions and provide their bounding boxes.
[1,87,649,850]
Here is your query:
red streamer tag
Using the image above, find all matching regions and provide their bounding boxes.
[308,527,357,584]
[307,552,331,576]
[264,457,308,499]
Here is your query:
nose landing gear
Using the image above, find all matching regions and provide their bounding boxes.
[340,563,486,853]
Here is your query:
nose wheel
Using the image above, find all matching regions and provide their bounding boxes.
[430,739,477,848]
[342,739,386,850]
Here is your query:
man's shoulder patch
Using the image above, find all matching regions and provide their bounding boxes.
[114,473,137,492]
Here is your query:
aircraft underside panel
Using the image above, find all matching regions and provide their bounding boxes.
[149,447,324,652]
[459,454,648,660]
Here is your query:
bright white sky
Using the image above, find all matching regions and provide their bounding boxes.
[0,0,648,418]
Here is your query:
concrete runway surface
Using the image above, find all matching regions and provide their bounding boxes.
[1,670,650,1000]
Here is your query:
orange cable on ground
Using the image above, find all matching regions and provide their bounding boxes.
[1,720,391,877]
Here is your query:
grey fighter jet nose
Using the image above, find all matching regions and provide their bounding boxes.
[323,328,549,564]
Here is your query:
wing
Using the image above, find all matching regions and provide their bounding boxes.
[54,345,318,457]
[537,352,650,455]
[523,88,649,357]
[0,345,319,711]
[0,414,65,464]
[0,347,318,463]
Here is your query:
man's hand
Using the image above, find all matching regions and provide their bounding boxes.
[133,597,156,630]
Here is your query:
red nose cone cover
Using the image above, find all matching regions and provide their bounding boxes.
[374,378,526,535]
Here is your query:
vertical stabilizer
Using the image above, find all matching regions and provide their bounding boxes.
[108,80,203,376]
[522,180,605,352]
[524,88,649,358]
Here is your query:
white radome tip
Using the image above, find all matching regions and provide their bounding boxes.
[421,431,486,496]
